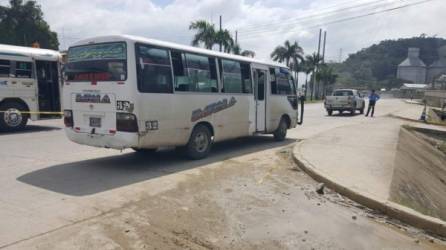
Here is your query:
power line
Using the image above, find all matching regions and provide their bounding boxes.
[239,0,386,30]
[240,0,418,36]
[239,0,437,40]
[239,0,393,33]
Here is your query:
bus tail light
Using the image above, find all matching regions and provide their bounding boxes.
[116,113,138,132]
[64,110,74,127]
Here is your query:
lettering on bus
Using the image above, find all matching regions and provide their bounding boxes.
[191,97,237,122]
[75,93,111,104]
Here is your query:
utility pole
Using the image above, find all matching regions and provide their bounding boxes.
[339,48,343,63]
[235,30,238,45]
[321,31,327,98]
[312,29,322,100]
[322,31,327,63]
[219,15,222,52]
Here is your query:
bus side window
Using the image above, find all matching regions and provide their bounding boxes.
[136,44,173,93]
[276,72,293,95]
[240,63,252,94]
[15,61,33,78]
[270,68,277,94]
[221,59,243,94]
[0,60,11,77]
[171,51,188,91]
[183,53,218,93]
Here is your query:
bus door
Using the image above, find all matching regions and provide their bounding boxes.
[36,60,61,118]
[253,68,267,132]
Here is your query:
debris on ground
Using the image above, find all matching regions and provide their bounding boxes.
[316,183,325,195]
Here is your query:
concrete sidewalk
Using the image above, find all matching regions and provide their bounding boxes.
[391,103,425,122]
[293,116,446,237]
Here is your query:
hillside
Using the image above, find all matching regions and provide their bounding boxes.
[334,36,446,89]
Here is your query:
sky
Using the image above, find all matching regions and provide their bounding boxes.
[1,0,445,63]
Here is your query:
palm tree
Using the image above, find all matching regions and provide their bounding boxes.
[232,43,256,58]
[302,57,315,98]
[189,20,217,49]
[241,50,255,58]
[215,29,234,53]
[271,40,304,87]
[305,53,323,100]
[270,40,304,68]
[316,64,338,98]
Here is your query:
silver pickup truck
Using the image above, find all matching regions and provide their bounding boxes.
[324,89,365,116]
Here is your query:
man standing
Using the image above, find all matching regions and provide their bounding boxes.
[365,90,380,117]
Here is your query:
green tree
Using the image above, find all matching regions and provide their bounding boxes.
[241,50,255,58]
[232,43,255,58]
[215,29,234,53]
[189,20,217,49]
[304,53,323,100]
[270,40,304,67]
[316,64,338,98]
[271,40,304,88]
[0,0,59,49]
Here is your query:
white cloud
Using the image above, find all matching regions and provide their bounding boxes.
[2,0,444,63]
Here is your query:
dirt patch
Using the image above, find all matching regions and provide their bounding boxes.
[10,146,446,250]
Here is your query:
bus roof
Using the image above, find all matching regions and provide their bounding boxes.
[0,44,60,61]
[71,34,287,69]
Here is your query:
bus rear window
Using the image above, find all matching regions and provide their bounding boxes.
[65,42,127,82]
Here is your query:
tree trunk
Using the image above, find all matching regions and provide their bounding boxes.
[304,75,308,98]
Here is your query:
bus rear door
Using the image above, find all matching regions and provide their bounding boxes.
[36,60,61,118]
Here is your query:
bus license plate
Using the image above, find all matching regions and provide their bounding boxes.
[89,117,101,128]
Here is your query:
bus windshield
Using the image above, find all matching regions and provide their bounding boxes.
[65,42,127,81]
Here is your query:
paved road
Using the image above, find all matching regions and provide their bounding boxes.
[0,99,444,249]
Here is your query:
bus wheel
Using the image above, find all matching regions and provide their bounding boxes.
[0,102,28,132]
[273,118,288,141]
[186,125,212,160]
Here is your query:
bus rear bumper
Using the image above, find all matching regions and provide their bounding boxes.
[65,129,139,150]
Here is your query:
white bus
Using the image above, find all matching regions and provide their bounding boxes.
[63,35,303,159]
[0,44,62,131]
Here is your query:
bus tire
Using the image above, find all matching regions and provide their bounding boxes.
[185,124,212,160]
[0,101,28,132]
[273,118,288,141]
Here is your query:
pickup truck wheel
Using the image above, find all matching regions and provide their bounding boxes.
[360,106,365,114]
[0,101,28,132]
[327,109,333,116]
[273,118,288,141]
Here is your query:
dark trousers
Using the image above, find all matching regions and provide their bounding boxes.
[366,100,376,117]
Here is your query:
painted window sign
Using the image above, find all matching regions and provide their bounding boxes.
[68,42,126,62]
[191,97,237,122]
[75,93,111,104]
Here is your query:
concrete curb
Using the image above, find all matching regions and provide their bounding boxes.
[389,114,446,127]
[403,100,424,105]
[292,141,446,237]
